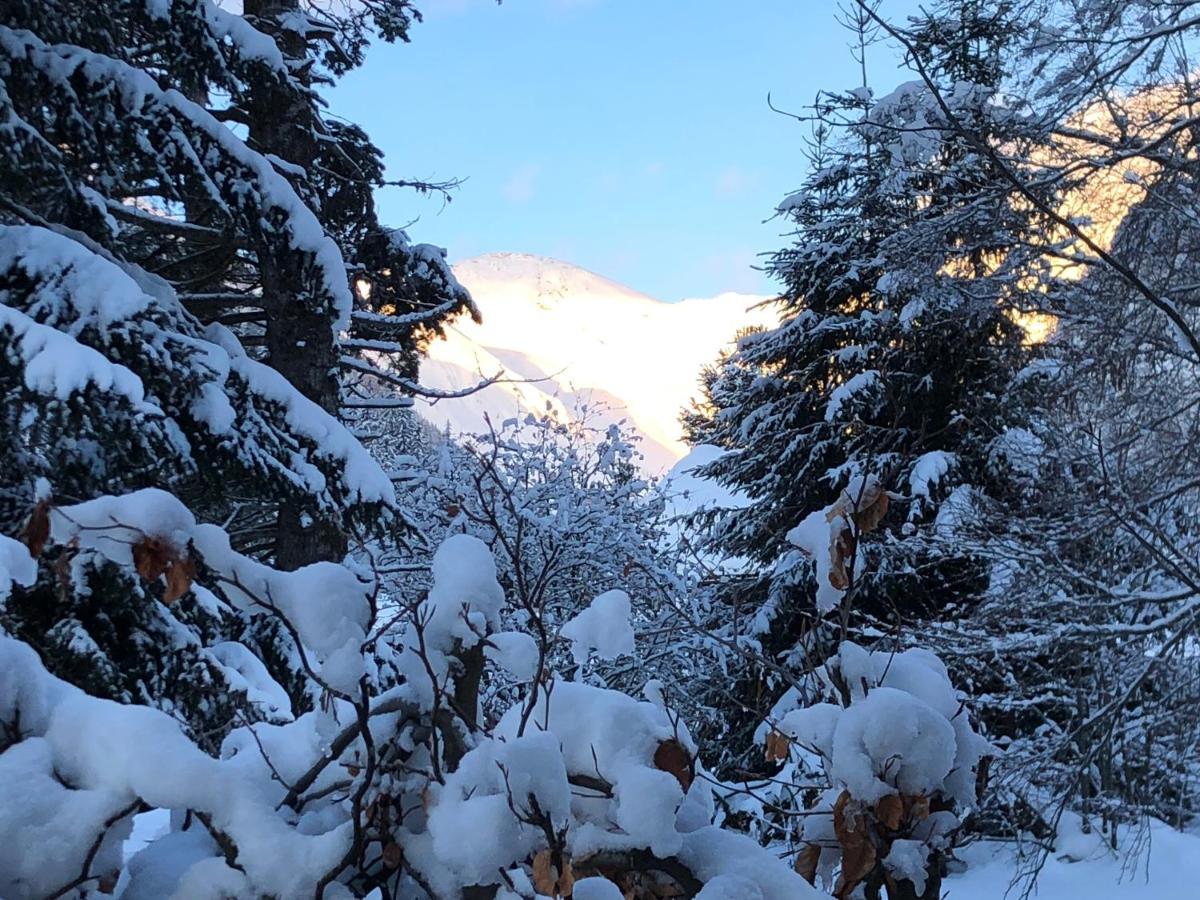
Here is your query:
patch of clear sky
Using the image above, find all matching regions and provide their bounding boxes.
[331,0,919,299]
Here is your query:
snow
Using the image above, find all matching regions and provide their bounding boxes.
[170,856,252,899]
[427,732,570,885]
[48,489,372,694]
[786,506,849,613]
[786,480,882,613]
[0,636,351,898]
[678,826,820,900]
[948,815,1200,900]
[485,630,541,681]
[418,253,775,473]
[662,444,751,516]
[492,680,692,859]
[829,687,958,803]
[200,1,288,71]
[825,370,879,421]
[422,533,505,650]
[205,324,397,506]
[0,223,150,324]
[560,589,635,665]
[0,224,395,507]
[0,303,154,409]
[574,877,625,900]
[120,826,215,900]
[0,534,36,604]
[767,641,989,827]
[0,28,353,328]
[909,450,955,498]
[205,642,294,722]
[694,873,764,900]
[0,736,130,898]
[884,839,931,895]
[989,426,1044,483]
[394,532,507,710]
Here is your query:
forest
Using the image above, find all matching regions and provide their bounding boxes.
[0,1,1198,898]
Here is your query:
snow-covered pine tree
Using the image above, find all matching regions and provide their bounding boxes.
[685,0,1053,764]
[170,0,478,567]
[0,0,427,738]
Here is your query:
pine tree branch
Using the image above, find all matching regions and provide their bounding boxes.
[854,1,1200,363]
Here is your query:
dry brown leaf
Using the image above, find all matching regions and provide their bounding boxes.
[826,480,888,533]
[382,841,403,869]
[907,793,931,822]
[833,791,877,899]
[531,850,576,898]
[764,729,791,763]
[22,499,51,559]
[532,850,557,896]
[854,490,889,533]
[653,739,694,791]
[163,556,196,604]
[133,536,173,582]
[828,525,856,591]
[825,495,851,524]
[875,793,904,830]
[97,872,119,894]
[794,843,822,885]
[53,542,77,590]
[558,858,575,898]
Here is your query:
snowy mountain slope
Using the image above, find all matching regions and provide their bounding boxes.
[416,252,776,473]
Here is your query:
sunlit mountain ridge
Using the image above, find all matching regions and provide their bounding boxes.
[415,252,775,473]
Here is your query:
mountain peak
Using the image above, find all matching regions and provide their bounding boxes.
[422,252,776,473]
[453,252,653,305]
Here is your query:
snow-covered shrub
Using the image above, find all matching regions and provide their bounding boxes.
[0,488,381,897]
[0,490,824,898]
[757,641,990,900]
[371,412,719,716]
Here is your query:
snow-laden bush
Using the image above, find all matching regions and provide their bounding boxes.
[370,411,725,728]
[756,640,990,900]
[0,488,822,899]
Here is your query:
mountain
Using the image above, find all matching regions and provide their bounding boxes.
[415,252,775,473]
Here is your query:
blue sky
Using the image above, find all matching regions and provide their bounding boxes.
[331,0,916,299]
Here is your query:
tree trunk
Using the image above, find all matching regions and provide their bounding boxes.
[244,0,348,569]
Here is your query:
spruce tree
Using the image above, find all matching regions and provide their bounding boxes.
[180,1,477,567]
[0,0,465,739]
[687,0,1053,762]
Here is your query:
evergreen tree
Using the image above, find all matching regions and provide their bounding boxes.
[686,0,1053,764]
[189,0,476,567]
[0,0,464,738]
